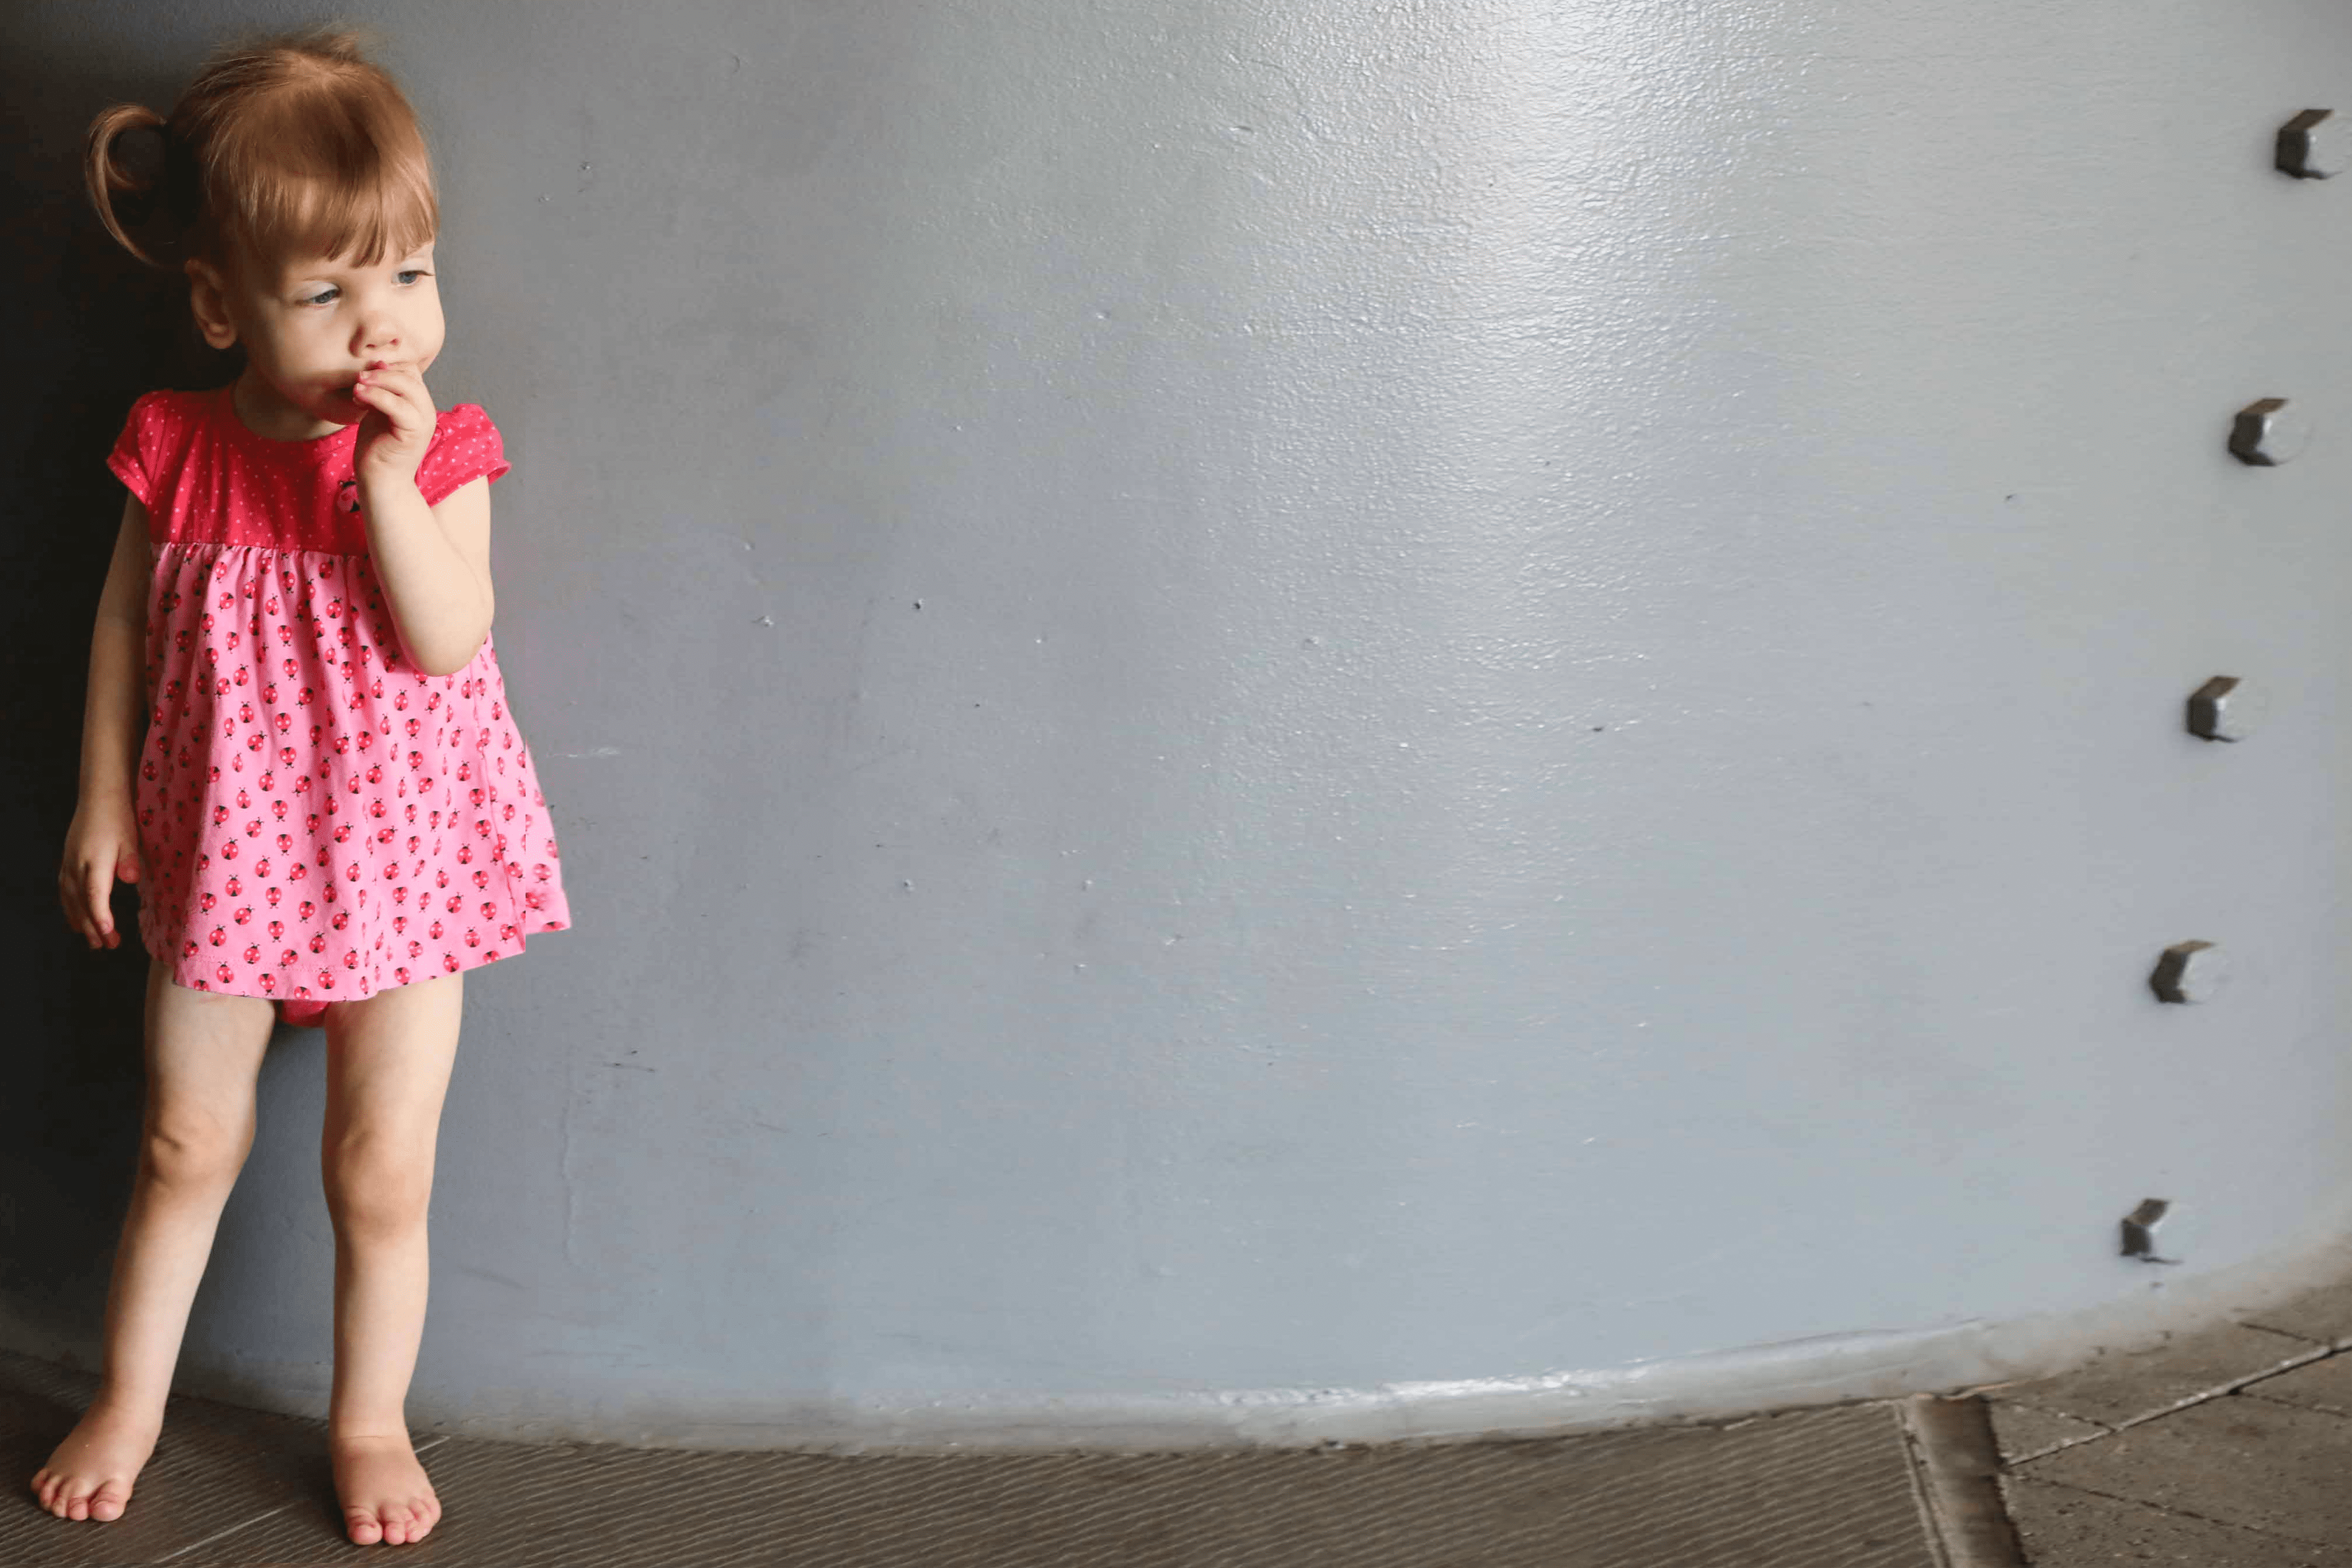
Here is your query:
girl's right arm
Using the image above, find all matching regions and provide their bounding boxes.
[59,492,153,950]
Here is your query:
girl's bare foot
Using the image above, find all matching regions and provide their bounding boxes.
[329,1431,441,1545]
[30,1397,163,1522]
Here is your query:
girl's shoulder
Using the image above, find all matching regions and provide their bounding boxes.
[430,400,501,443]
[109,386,226,509]
[416,401,513,508]
[118,385,221,441]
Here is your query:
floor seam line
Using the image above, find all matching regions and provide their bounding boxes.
[1898,1394,2028,1568]
[146,1435,451,1559]
[153,1500,296,1562]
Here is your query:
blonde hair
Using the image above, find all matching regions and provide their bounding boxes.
[84,23,437,287]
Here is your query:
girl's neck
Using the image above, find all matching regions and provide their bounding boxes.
[231,370,347,443]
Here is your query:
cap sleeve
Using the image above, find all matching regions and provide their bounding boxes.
[416,403,513,508]
[106,391,166,508]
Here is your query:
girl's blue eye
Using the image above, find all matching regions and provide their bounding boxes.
[296,271,427,307]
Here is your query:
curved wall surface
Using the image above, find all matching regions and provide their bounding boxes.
[9,0,2352,1448]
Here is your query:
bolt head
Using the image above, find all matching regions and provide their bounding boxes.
[2151,940,2228,1004]
[2186,674,2266,742]
[2121,1197,2178,1262]
[2278,108,2351,178]
[2231,397,2312,465]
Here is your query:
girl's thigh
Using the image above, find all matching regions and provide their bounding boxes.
[319,970,463,1156]
[146,961,275,1146]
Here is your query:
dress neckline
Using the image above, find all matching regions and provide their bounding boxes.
[215,382,357,465]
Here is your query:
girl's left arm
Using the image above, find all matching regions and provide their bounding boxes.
[348,360,494,678]
[359,474,494,678]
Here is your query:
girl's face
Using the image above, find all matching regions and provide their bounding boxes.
[188,238,447,439]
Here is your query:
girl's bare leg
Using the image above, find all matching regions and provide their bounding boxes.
[319,967,462,1547]
[31,962,274,1522]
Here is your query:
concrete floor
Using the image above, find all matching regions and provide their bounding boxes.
[5,1252,2352,1566]
[1987,1253,2352,1565]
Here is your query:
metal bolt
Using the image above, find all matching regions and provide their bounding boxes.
[2150,940,2228,1004]
[2277,108,2351,178]
[2186,675,2267,742]
[2120,1197,2178,1264]
[2230,397,2312,465]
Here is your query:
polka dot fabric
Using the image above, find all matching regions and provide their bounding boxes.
[107,384,572,1026]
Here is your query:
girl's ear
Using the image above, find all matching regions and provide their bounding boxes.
[184,258,240,351]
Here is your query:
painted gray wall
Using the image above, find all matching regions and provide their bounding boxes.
[9,0,2352,1447]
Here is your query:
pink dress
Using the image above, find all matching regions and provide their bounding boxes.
[107,384,572,1027]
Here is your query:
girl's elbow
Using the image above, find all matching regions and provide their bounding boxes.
[412,639,479,679]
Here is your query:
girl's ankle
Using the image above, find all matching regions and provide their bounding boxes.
[87,1386,167,1427]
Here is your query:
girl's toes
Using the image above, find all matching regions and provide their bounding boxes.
[346,1509,384,1545]
[88,1481,131,1521]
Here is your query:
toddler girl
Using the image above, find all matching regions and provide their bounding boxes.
[37,24,571,1547]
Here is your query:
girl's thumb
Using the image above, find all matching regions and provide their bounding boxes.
[120,850,141,883]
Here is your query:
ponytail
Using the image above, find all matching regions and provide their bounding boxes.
[84,102,189,269]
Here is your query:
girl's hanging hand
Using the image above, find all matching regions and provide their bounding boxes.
[349,359,438,490]
[58,792,142,950]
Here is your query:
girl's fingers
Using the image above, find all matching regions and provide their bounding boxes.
[353,379,429,436]
[87,869,113,941]
[60,869,101,947]
[356,365,436,420]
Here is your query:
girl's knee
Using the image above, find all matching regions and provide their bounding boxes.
[322,1142,433,1240]
[139,1109,251,1194]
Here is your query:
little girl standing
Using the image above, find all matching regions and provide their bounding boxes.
[37,26,571,1547]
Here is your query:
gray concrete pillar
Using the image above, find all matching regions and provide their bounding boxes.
[9,0,2352,1448]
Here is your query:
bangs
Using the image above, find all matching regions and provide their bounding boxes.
[217,86,437,276]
